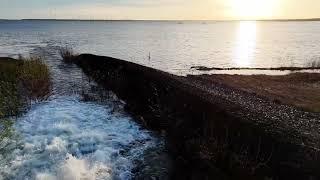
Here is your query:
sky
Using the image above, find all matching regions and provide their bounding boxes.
[1,0,320,20]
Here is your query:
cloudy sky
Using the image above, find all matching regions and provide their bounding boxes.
[1,0,320,20]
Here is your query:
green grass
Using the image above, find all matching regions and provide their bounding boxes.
[0,58,21,117]
[18,56,51,100]
[0,56,51,118]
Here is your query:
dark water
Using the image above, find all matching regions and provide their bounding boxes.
[1,20,320,75]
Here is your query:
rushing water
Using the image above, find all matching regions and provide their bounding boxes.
[0,97,157,180]
[1,20,320,75]
[0,44,167,179]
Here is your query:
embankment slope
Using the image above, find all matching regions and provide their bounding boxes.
[73,54,320,180]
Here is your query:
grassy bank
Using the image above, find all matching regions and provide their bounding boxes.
[0,57,51,118]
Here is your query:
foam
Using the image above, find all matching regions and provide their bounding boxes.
[0,96,158,179]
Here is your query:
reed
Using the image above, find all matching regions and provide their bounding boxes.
[18,56,51,100]
[0,56,51,118]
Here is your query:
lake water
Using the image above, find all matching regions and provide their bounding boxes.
[0,20,319,179]
[1,20,320,74]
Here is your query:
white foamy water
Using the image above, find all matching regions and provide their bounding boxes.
[0,96,157,180]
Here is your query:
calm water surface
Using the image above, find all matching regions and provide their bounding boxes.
[1,20,320,74]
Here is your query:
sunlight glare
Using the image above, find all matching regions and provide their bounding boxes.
[234,21,257,67]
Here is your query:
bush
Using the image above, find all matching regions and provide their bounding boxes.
[18,56,51,100]
[0,56,51,118]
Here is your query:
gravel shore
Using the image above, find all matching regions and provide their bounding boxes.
[183,73,320,147]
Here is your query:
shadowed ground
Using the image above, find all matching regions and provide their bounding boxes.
[72,54,320,179]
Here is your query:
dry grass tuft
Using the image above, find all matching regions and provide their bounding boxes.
[59,46,76,63]
[0,56,51,118]
[18,56,51,100]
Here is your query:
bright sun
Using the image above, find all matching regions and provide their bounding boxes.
[229,0,277,19]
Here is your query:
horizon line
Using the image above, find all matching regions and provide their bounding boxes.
[1,18,320,22]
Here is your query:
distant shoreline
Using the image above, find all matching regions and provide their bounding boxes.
[1,18,320,22]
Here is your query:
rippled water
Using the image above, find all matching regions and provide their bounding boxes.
[1,20,320,75]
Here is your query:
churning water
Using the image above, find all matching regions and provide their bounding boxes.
[0,96,157,180]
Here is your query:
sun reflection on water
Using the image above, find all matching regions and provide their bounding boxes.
[234,21,257,67]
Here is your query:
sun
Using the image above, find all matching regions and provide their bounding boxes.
[228,0,277,19]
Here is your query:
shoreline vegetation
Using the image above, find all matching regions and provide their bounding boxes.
[67,53,319,179]
[0,56,51,119]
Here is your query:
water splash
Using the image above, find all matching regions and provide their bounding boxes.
[0,96,157,180]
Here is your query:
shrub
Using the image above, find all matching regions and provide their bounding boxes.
[18,56,51,100]
[0,56,51,118]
